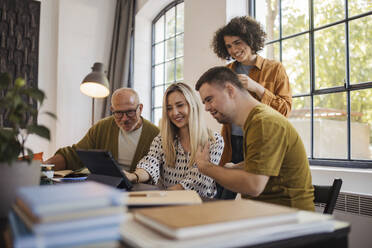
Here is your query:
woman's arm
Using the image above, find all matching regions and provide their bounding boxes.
[135,135,164,184]
[124,168,151,183]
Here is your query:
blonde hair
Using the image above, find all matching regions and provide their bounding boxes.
[161,82,215,167]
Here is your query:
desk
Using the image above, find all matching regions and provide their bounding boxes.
[120,212,350,248]
[242,222,349,248]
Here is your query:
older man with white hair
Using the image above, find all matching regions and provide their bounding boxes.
[44,88,159,173]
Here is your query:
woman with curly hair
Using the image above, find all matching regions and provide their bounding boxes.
[124,83,224,198]
[212,16,292,199]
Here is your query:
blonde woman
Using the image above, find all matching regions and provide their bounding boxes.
[125,83,224,198]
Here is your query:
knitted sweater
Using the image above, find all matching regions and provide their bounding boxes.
[56,116,159,172]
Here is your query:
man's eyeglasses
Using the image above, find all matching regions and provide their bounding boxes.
[112,105,139,119]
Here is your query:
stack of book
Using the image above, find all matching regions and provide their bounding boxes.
[8,181,126,248]
[121,200,336,247]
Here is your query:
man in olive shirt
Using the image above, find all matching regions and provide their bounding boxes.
[195,66,314,211]
[44,88,159,173]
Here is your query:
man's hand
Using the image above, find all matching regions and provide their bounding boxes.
[43,154,66,171]
[195,143,211,174]
[237,74,265,99]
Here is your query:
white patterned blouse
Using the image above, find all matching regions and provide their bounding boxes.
[137,132,224,198]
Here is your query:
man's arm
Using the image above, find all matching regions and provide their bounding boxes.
[196,145,269,197]
[43,154,66,171]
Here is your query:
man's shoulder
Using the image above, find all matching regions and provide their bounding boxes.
[246,105,288,129]
[95,116,116,127]
[142,118,160,132]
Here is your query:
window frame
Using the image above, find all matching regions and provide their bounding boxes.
[150,0,184,125]
[249,0,372,168]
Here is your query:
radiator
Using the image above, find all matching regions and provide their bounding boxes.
[316,191,372,248]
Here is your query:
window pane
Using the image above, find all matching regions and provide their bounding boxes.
[282,0,309,37]
[255,0,279,41]
[154,64,164,86]
[314,24,345,89]
[166,37,175,60]
[176,2,184,34]
[176,57,183,81]
[282,34,310,95]
[313,0,344,27]
[165,60,175,83]
[153,108,163,127]
[176,34,184,57]
[349,0,372,17]
[154,16,164,43]
[351,89,372,160]
[259,42,279,61]
[154,86,164,108]
[349,15,372,84]
[154,42,164,64]
[165,7,175,38]
[289,97,311,157]
[313,93,347,159]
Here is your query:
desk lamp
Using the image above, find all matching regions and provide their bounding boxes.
[80,62,110,125]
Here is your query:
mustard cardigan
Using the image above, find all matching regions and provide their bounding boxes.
[56,116,159,172]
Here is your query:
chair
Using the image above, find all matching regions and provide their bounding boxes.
[313,178,343,214]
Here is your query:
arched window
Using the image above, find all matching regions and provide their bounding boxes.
[151,1,184,125]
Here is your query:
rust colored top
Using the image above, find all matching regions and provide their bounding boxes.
[220,55,292,166]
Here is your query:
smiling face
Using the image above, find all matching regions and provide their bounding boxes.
[198,83,233,124]
[111,90,143,132]
[166,91,190,130]
[224,35,255,64]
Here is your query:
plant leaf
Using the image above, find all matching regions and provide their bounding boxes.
[22,88,45,103]
[43,111,57,119]
[26,125,51,140]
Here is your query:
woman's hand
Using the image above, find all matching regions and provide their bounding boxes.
[168,184,184,190]
[123,170,137,183]
[237,74,265,99]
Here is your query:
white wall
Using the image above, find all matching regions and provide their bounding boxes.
[183,0,226,132]
[28,0,116,158]
[27,0,59,158]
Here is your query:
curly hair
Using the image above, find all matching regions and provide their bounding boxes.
[212,16,267,60]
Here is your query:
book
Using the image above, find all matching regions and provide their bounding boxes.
[12,204,124,234]
[126,190,202,207]
[8,210,122,248]
[13,204,124,224]
[15,181,124,218]
[133,199,298,239]
[121,211,336,248]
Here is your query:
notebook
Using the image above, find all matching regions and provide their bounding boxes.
[133,199,299,239]
[126,190,202,207]
[15,181,124,217]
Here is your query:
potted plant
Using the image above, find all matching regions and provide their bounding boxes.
[0,72,56,217]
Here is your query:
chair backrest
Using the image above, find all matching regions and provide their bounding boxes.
[313,178,342,214]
